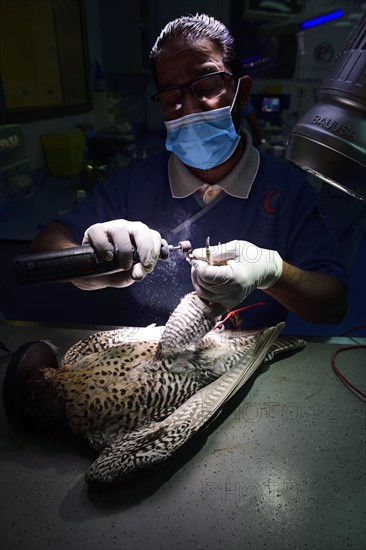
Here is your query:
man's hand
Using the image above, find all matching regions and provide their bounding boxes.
[191,239,283,317]
[73,220,162,289]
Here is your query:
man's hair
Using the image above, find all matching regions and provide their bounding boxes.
[149,13,239,84]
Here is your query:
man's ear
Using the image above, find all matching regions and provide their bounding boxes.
[238,75,252,108]
[231,75,252,132]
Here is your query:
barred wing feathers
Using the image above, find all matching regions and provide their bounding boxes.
[85,323,284,484]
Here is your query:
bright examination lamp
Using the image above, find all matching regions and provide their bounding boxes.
[286,10,366,202]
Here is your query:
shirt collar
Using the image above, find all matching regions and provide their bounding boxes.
[168,129,260,200]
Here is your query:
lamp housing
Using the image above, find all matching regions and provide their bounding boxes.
[286,10,366,201]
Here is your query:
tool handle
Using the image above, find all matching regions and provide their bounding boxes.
[14,240,171,285]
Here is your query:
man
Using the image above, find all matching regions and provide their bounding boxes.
[30,14,348,329]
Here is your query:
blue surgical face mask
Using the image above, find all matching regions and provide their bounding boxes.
[164,90,241,170]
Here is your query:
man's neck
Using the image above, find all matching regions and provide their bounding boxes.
[185,136,245,185]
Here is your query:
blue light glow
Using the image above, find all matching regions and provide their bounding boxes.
[242,55,261,63]
[300,9,343,30]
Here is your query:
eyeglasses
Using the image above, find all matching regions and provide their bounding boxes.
[151,71,236,116]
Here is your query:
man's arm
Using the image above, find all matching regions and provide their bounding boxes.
[191,240,347,325]
[29,221,78,252]
[29,221,110,289]
[265,262,347,324]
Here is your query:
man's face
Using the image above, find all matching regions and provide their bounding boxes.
[155,39,238,122]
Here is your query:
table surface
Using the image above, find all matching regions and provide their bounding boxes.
[0,321,365,550]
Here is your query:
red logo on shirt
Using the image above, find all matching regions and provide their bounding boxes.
[262,188,283,215]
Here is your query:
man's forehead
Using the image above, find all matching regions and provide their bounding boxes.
[157,38,223,64]
[155,40,225,87]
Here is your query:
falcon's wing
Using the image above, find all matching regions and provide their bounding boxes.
[85,323,286,485]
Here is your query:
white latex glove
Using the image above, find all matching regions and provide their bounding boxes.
[191,239,283,317]
[73,219,162,289]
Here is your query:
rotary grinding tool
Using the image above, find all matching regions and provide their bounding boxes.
[14,239,192,285]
